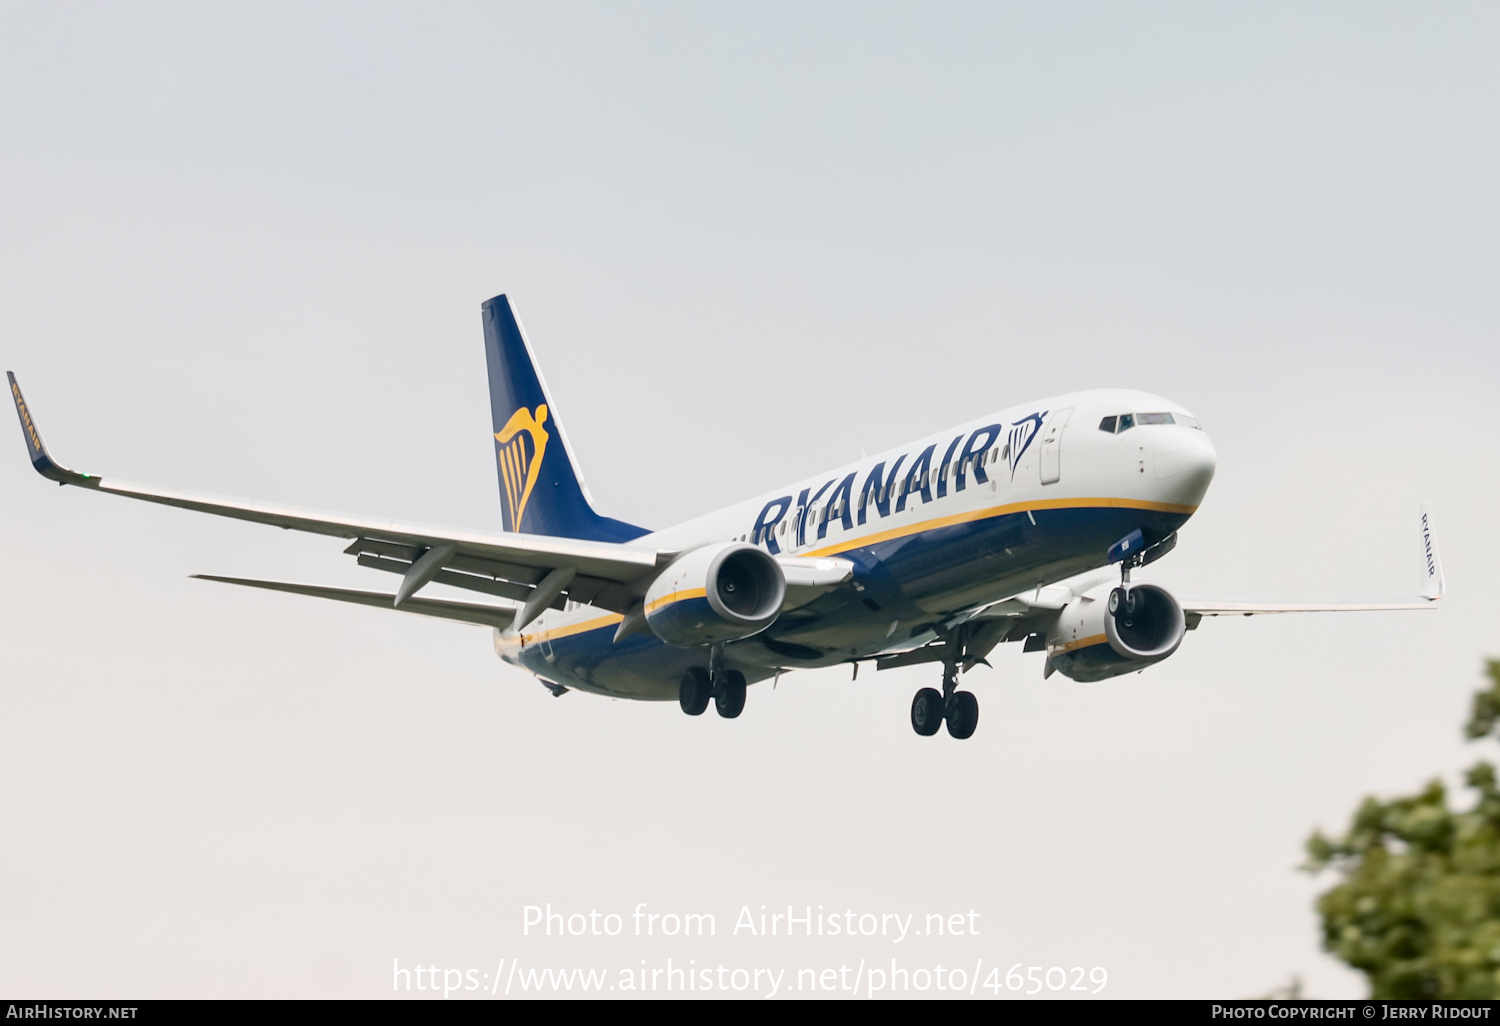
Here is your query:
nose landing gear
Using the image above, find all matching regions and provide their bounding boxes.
[1108,548,1146,628]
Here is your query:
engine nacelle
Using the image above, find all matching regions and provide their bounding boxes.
[644,543,786,648]
[1046,581,1186,682]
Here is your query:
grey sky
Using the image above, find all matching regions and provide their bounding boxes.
[1,2,1496,998]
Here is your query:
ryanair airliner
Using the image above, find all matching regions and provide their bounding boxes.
[8,296,1444,739]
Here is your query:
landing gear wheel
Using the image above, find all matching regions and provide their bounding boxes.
[714,670,747,719]
[911,687,944,736]
[945,691,979,740]
[679,667,711,716]
[1108,586,1139,622]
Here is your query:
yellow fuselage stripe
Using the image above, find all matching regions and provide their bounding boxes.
[803,496,1197,558]
[1052,633,1108,655]
[496,611,625,648]
[504,589,711,648]
[644,587,707,615]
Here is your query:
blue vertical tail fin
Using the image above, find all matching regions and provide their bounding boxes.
[481,295,649,543]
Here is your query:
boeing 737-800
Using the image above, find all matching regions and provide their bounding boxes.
[8,295,1444,739]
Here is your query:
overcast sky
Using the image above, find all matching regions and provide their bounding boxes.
[1,1,1497,999]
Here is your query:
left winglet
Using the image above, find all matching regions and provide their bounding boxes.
[7,373,97,486]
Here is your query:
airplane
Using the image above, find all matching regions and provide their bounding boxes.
[7,295,1445,739]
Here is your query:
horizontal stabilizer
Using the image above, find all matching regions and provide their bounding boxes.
[192,575,517,630]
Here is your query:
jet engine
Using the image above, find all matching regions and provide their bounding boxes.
[1045,581,1186,682]
[644,542,786,647]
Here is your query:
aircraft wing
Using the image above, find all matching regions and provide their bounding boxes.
[1182,503,1445,619]
[9,373,666,625]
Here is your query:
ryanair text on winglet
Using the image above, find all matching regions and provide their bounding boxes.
[11,380,42,456]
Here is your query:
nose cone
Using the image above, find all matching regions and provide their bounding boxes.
[1153,426,1217,507]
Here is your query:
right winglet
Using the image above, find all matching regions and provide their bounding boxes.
[7,373,97,486]
[1419,501,1445,601]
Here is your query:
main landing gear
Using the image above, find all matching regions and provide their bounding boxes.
[679,644,747,720]
[911,641,979,739]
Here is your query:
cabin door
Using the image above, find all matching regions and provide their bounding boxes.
[1038,407,1074,485]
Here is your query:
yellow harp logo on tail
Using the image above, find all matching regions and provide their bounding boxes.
[495,404,550,533]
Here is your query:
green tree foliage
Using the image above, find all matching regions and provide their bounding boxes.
[1305,660,1500,998]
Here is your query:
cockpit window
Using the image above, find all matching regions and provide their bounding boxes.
[1103,411,1201,433]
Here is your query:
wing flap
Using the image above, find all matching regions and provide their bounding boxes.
[1183,600,1438,616]
[354,554,544,604]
